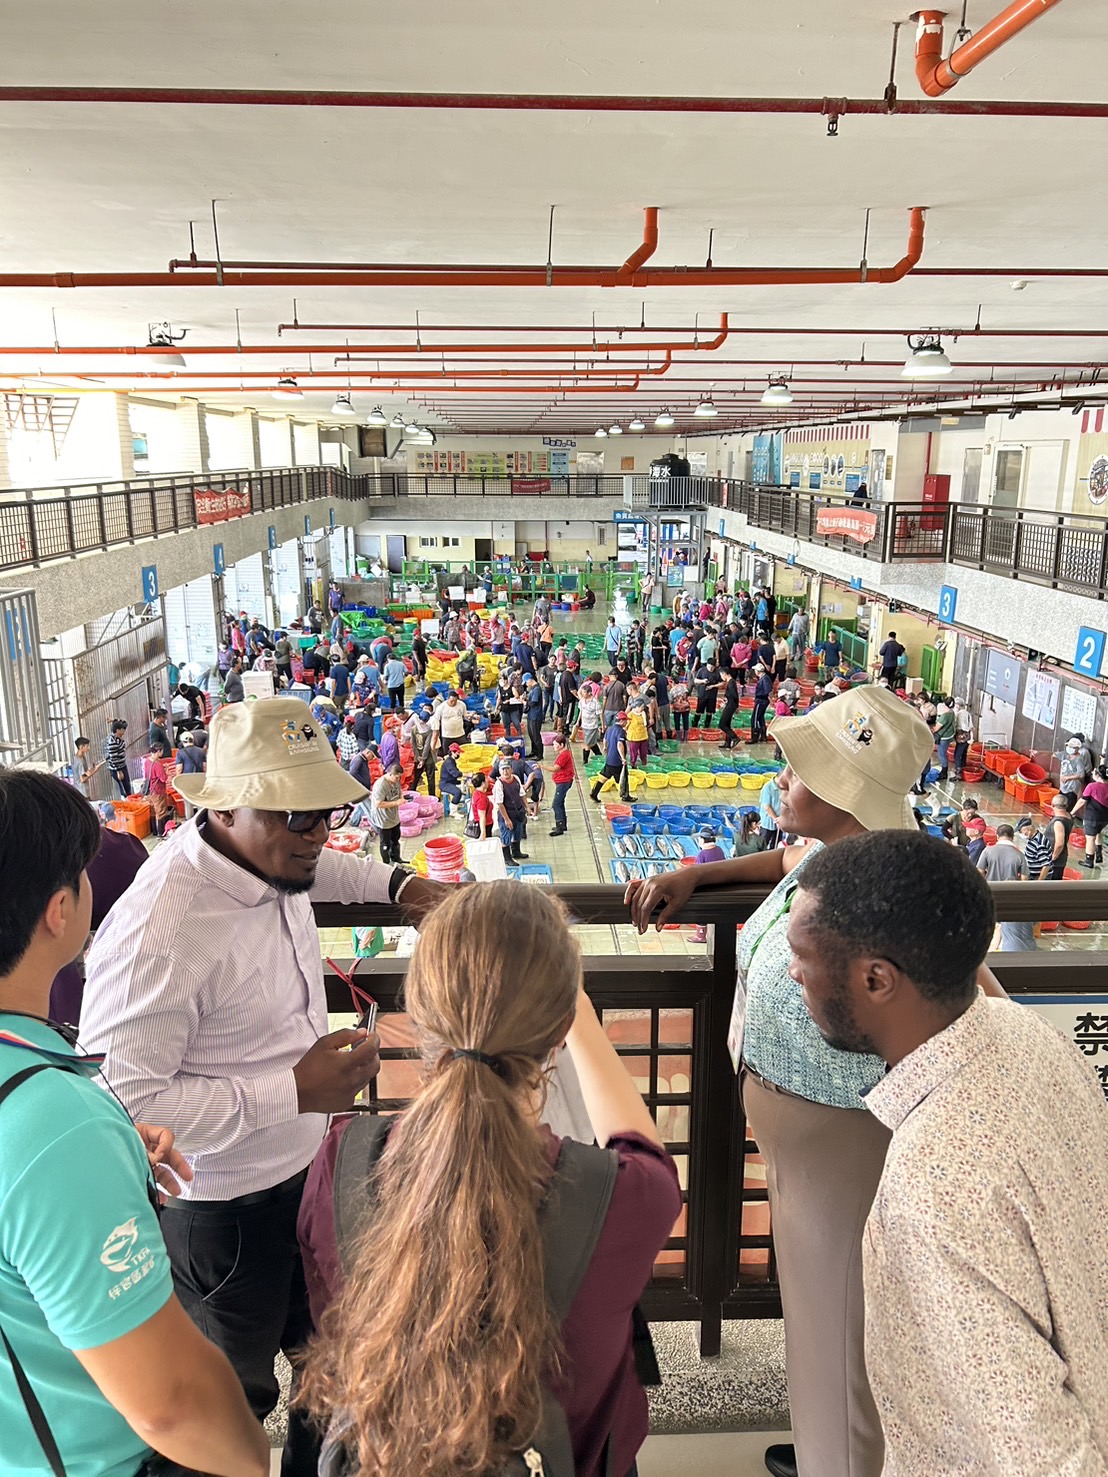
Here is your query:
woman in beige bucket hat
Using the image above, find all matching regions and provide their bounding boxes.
[626,686,1004,1477]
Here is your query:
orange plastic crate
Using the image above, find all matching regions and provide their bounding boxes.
[994,751,1024,777]
[114,797,152,839]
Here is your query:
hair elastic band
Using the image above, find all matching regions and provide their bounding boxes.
[451,1048,504,1076]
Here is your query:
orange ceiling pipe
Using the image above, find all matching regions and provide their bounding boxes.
[0,211,925,289]
[617,207,659,277]
[70,360,665,381]
[338,317,730,358]
[0,321,726,358]
[1,380,648,396]
[913,2,1065,97]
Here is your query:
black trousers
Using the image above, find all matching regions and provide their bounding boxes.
[160,1170,318,1477]
[527,717,544,758]
[379,823,402,863]
[411,754,436,796]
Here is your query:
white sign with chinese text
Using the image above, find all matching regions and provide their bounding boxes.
[1016,995,1108,1102]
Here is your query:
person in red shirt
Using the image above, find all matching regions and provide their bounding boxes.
[549,733,575,837]
[143,742,172,836]
[469,771,494,839]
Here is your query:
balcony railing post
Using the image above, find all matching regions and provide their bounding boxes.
[25,493,41,567]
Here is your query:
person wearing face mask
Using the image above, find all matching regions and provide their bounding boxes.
[625,686,1007,1477]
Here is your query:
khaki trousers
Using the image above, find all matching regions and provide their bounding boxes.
[742,1070,891,1477]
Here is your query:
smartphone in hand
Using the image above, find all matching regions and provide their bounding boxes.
[356,1000,378,1035]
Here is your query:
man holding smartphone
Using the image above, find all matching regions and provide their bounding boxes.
[81,699,449,1477]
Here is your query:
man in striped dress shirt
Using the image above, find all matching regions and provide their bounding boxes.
[103,718,130,799]
[81,698,448,1477]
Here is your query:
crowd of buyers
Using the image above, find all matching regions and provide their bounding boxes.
[3,572,1106,1477]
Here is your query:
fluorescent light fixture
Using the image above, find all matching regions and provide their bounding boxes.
[694,398,718,418]
[272,376,302,400]
[594,427,608,438]
[761,378,794,406]
[654,410,675,428]
[330,394,355,416]
[902,334,953,378]
[365,406,388,426]
[628,416,646,432]
[608,423,623,435]
[146,321,187,368]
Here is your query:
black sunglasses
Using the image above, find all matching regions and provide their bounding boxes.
[283,805,355,835]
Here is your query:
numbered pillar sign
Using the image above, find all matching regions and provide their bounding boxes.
[304,515,312,536]
[938,584,958,624]
[1074,627,1106,679]
[140,565,159,602]
[267,525,277,551]
[213,543,225,576]
[329,507,336,528]
[849,576,862,591]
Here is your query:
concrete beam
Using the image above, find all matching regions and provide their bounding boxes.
[0,498,379,638]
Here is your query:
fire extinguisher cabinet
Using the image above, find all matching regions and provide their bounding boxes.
[921,473,950,531]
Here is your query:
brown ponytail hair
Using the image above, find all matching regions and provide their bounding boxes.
[301,881,581,1477]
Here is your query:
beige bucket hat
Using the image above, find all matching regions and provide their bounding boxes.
[769,685,933,832]
[174,697,369,811]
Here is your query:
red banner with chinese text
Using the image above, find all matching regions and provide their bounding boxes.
[815,506,878,544]
[193,487,252,525]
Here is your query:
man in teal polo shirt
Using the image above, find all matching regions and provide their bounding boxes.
[0,770,267,1477]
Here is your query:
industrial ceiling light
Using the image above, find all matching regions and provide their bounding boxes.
[608,423,623,435]
[761,378,794,406]
[389,412,405,428]
[595,427,608,438]
[330,394,355,416]
[403,420,421,437]
[902,334,953,378]
[654,410,675,428]
[146,321,187,368]
[272,376,302,400]
[628,416,646,432]
[364,405,388,427]
[414,427,435,445]
[694,398,718,418]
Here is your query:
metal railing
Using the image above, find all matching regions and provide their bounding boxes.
[738,484,1108,601]
[0,467,648,572]
[313,878,1108,1357]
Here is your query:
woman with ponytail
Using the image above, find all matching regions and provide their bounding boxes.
[298,881,680,1477]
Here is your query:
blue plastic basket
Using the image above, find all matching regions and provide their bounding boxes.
[658,804,685,821]
[611,816,636,836]
[668,818,695,836]
[634,804,658,818]
[639,818,665,835]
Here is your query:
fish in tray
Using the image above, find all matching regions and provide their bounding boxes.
[612,836,626,857]
[655,836,674,861]
[641,836,655,858]
[614,858,633,884]
[651,861,670,876]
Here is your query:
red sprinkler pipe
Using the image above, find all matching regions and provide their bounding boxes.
[913,3,1066,98]
[0,212,925,290]
[275,318,1108,339]
[0,85,1103,118]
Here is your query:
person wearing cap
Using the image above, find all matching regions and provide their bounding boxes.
[369,762,405,864]
[404,707,438,798]
[524,673,545,760]
[81,698,448,1477]
[695,827,725,865]
[589,712,631,805]
[1017,812,1055,881]
[335,713,360,769]
[492,759,529,865]
[1059,736,1090,799]
[625,687,1007,1477]
[438,743,466,808]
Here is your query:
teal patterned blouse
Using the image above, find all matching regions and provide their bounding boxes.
[738,842,885,1109]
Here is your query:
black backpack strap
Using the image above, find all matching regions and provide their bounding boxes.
[538,1138,618,1322]
[0,1062,67,1477]
[332,1112,396,1280]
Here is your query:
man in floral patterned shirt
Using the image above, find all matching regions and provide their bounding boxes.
[788,830,1108,1477]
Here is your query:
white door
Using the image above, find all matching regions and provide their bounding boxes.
[1023,441,1067,512]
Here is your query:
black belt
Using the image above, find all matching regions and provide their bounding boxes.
[163,1165,309,1214]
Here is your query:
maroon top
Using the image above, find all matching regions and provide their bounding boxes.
[50,827,149,1025]
[298,1118,681,1477]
